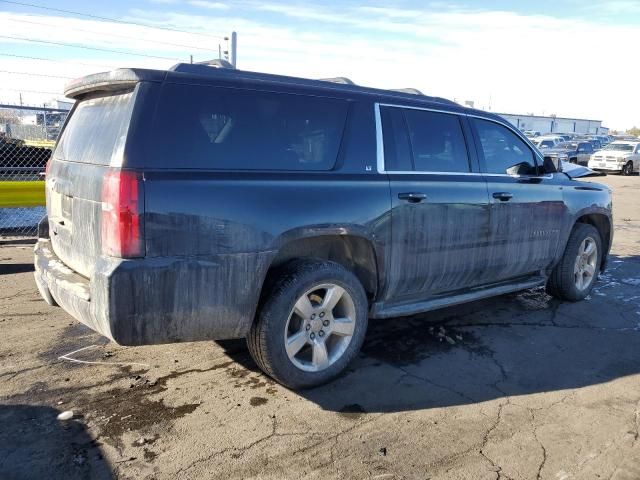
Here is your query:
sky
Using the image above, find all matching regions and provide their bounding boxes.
[1,0,639,130]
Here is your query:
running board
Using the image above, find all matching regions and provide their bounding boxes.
[370,276,546,319]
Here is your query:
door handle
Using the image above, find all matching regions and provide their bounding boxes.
[398,192,427,203]
[492,192,513,201]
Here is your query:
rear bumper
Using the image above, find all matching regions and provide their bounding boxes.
[34,239,273,345]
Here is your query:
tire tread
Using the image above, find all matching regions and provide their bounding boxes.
[547,223,601,301]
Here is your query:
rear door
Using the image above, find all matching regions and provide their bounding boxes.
[379,105,491,302]
[470,117,566,283]
[47,88,139,277]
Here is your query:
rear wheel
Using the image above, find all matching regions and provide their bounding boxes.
[247,260,368,389]
[622,161,634,176]
[547,224,602,301]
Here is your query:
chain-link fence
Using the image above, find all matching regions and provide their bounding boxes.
[0,104,69,237]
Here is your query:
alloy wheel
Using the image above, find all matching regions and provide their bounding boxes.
[284,284,356,372]
[574,236,598,291]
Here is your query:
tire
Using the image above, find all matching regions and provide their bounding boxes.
[247,259,369,389]
[622,161,634,176]
[546,223,602,301]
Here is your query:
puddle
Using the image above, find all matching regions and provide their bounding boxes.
[361,317,480,367]
[88,363,234,446]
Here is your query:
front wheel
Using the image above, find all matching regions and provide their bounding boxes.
[546,224,602,301]
[247,260,368,389]
[622,161,634,176]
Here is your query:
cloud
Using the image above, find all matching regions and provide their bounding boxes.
[188,1,230,10]
[0,3,638,129]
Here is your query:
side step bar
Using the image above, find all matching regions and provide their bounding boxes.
[370,276,546,319]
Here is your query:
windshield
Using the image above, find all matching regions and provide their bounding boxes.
[556,142,577,150]
[604,143,635,152]
[535,140,554,148]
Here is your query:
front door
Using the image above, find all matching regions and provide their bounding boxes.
[470,117,566,283]
[379,105,491,303]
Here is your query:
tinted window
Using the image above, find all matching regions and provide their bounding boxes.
[474,118,536,175]
[402,109,470,172]
[153,84,348,170]
[55,91,136,166]
[578,143,591,152]
[380,107,412,171]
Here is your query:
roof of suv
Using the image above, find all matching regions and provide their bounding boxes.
[64,63,502,122]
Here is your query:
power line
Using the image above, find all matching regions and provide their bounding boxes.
[0,87,64,96]
[0,69,73,79]
[0,34,185,61]
[6,16,218,53]
[0,0,227,41]
[0,52,117,69]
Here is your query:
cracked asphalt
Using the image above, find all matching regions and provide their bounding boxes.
[1,174,640,480]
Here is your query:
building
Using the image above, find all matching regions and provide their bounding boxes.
[494,113,608,135]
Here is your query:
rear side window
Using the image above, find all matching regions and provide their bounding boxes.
[473,118,537,175]
[403,109,470,172]
[152,84,348,170]
[381,106,470,173]
[55,91,136,166]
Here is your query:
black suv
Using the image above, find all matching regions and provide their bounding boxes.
[34,65,613,388]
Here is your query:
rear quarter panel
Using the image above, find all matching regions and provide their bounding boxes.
[138,99,391,339]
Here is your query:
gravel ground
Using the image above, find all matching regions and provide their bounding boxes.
[1,174,639,480]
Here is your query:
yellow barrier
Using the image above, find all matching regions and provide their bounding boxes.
[0,181,46,208]
[22,139,56,148]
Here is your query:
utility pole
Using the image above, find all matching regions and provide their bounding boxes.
[42,103,48,140]
[230,31,237,68]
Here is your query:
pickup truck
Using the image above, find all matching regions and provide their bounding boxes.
[543,141,595,166]
[34,65,613,388]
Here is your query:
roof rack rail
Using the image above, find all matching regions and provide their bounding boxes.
[389,88,424,95]
[196,59,235,69]
[170,60,235,74]
[319,77,355,85]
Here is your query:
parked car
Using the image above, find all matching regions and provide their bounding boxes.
[544,141,595,166]
[524,130,541,138]
[533,136,563,149]
[551,134,572,142]
[588,141,640,175]
[578,137,603,151]
[589,139,603,150]
[34,65,613,388]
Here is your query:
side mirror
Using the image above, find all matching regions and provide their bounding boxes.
[543,156,562,173]
[506,162,537,176]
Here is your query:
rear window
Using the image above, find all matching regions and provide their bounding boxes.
[55,90,136,166]
[152,84,349,170]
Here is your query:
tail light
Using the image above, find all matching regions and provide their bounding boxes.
[101,169,144,258]
[44,159,51,178]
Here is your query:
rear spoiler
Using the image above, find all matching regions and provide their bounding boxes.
[64,68,166,99]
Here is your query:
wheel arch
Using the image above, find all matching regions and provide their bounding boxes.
[574,212,611,271]
[262,231,381,303]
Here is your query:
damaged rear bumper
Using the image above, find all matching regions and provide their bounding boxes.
[34,239,273,345]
